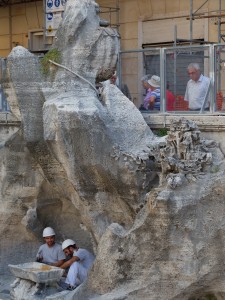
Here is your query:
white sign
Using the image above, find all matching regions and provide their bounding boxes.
[46,0,53,11]
[45,11,63,36]
[46,0,67,13]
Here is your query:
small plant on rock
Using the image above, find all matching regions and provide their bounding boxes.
[40,48,61,76]
[155,128,168,137]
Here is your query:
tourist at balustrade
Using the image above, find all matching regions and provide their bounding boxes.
[184,62,210,111]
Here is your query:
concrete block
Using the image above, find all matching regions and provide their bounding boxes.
[8,262,64,284]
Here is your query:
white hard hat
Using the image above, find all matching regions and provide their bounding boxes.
[43,227,55,237]
[62,239,76,250]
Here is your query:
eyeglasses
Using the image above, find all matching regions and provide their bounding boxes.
[188,71,197,75]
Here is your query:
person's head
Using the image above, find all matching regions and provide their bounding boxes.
[187,63,201,82]
[147,75,160,90]
[110,71,117,84]
[62,239,77,257]
[42,227,55,247]
[141,75,151,89]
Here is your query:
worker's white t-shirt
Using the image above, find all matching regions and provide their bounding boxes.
[184,74,210,110]
[65,248,95,286]
[36,243,65,264]
[73,248,95,270]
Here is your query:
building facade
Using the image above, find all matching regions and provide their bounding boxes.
[0,0,225,107]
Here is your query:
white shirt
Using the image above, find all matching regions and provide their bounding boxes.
[184,74,210,110]
[66,248,95,286]
[36,243,65,264]
[73,248,95,270]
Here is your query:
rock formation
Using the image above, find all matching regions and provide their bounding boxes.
[1,0,225,299]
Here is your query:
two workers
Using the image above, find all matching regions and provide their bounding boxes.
[36,227,95,290]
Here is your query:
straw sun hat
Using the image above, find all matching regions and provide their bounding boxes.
[147,75,160,88]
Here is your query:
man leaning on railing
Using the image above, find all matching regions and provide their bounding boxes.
[184,63,210,112]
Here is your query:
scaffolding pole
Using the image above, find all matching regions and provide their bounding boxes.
[188,0,225,44]
[218,0,222,91]
[190,0,193,44]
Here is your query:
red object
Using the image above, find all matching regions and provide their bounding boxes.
[174,95,189,111]
[166,90,176,111]
[173,92,223,111]
[217,91,223,110]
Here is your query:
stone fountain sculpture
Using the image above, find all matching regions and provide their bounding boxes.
[1,0,225,299]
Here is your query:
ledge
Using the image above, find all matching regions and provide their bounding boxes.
[0,112,21,126]
[142,113,225,132]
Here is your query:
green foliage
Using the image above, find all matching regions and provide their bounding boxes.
[155,128,168,137]
[40,48,61,76]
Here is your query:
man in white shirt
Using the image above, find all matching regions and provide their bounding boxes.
[184,63,210,111]
[59,239,95,290]
[36,227,65,267]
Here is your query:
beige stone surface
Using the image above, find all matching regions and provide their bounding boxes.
[0,18,10,35]
[0,35,10,50]
[1,1,225,300]
[142,18,205,44]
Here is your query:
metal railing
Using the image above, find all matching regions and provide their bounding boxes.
[0,57,10,113]
[119,44,225,114]
[1,45,225,116]
[0,89,10,112]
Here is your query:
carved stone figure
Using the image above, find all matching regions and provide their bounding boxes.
[155,118,216,188]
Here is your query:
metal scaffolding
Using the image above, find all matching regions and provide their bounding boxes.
[189,0,225,43]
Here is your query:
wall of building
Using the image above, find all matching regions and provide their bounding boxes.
[0,1,43,57]
[0,0,224,55]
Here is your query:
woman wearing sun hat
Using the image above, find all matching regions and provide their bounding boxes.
[146,75,160,110]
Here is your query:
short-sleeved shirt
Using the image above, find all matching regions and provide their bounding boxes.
[73,248,95,270]
[36,243,65,264]
[150,88,160,110]
[184,74,210,110]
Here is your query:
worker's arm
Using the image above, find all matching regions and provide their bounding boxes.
[60,256,80,269]
[50,259,65,267]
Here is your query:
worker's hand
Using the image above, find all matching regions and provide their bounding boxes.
[36,256,43,263]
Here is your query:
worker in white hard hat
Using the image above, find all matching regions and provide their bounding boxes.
[59,239,95,290]
[36,227,65,267]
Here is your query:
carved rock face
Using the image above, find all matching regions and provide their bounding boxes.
[54,0,119,84]
[3,1,225,300]
[41,0,157,245]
